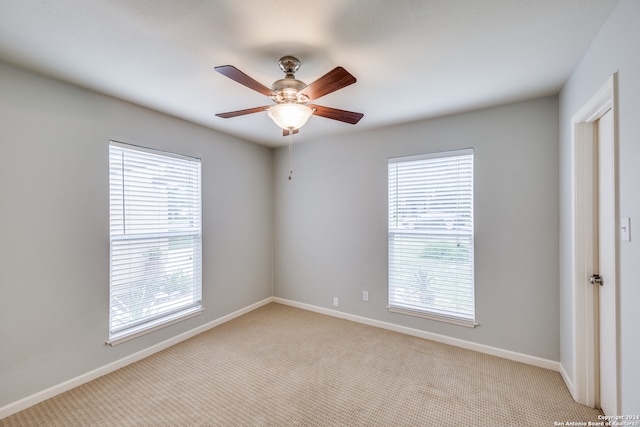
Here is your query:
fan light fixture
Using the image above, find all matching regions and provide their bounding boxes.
[267,103,314,132]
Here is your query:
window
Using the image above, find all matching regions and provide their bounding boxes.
[109,141,202,344]
[388,149,475,327]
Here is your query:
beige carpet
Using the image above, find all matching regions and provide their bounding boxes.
[2,303,602,426]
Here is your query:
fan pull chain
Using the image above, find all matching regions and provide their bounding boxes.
[288,130,294,180]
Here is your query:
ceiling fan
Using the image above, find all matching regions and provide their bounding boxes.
[214,56,364,136]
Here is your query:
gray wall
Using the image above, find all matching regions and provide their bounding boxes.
[558,0,640,414]
[0,61,274,407]
[274,96,560,361]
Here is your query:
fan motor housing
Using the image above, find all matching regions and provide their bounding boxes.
[270,56,308,102]
[271,78,306,92]
[271,78,307,102]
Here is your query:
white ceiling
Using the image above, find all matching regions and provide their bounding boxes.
[0,0,620,147]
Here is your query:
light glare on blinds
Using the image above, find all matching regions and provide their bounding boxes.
[388,149,474,323]
[109,142,202,340]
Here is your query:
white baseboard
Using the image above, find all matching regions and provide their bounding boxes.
[0,297,273,420]
[273,297,561,372]
[559,363,577,400]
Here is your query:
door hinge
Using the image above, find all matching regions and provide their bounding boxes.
[589,274,603,286]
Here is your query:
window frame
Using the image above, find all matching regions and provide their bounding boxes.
[387,148,476,328]
[107,141,203,345]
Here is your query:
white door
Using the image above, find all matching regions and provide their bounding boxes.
[596,109,617,415]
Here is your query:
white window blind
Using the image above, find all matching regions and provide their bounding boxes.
[388,149,475,326]
[109,141,202,343]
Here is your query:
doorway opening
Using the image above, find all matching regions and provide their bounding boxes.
[570,73,619,414]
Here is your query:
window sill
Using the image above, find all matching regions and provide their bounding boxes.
[388,306,477,328]
[107,306,203,346]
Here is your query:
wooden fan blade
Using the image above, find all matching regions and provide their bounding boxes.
[215,65,276,97]
[215,106,270,119]
[299,67,356,101]
[308,104,364,125]
[282,128,300,136]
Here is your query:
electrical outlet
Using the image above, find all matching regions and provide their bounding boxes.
[363,291,369,302]
[333,297,339,307]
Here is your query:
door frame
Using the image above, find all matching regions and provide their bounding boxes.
[570,73,619,411]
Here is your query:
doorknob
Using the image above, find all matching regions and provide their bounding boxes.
[589,274,603,286]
